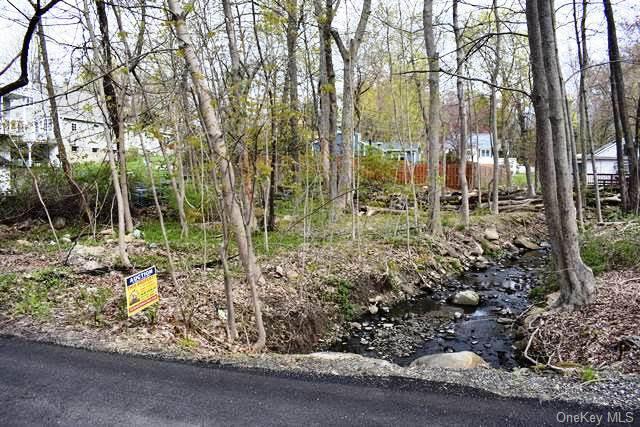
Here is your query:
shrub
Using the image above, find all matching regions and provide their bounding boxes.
[580,229,640,275]
[325,277,355,321]
[79,287,113,324]
[358,148,398,186]
[14,283,51,318]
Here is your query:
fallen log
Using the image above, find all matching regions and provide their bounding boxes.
[361,206,407,216]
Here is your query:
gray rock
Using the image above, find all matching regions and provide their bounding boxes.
[468,241,484,256]
[53,217,66,230]
[306,352,396,370]
[286,270,300,280]
[451,290,480,306]
[67,244,108,271]
[350,322,362,331]
[368,304,379,315]
[514,236,540,250]
[16,239,32,247]
[484,227,500,241]
[410,351,489,369]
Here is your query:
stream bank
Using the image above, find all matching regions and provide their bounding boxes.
[331,249,549,369]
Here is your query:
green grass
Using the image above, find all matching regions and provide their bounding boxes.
[512,173,528,188]
[324,277,355,321]
[580,228,640,275]
[177,336,199,351]
[580,366,599,382]
[6,268,72,319]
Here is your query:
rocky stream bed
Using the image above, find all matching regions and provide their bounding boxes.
[331,248,549,369]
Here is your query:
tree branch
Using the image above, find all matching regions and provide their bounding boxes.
[0,0,65,97]
[395,68,530,98]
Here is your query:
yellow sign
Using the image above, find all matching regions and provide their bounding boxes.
[124,266,159,317]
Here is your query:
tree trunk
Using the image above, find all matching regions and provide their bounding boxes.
[222,0,257,232]
[490,0,501,215]
[604,0,639,212]
[285,0,300,179]
[168,0,266,349]
[524,161,535,197]
[526,0,595,309]
[423,0,441,234]
[578,0,602,222]
[82,0,130,267]
[331,0,372,212]
[37,21,93,229]
[314,0,337,208]
[95,0,133,234]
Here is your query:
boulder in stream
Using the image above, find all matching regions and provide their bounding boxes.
[451,290,480,306]
[410,351,489,369]
[513,236,540,250]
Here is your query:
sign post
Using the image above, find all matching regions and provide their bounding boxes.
[124,266,159,317]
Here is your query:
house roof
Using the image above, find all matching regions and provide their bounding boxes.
[577,141,629,161]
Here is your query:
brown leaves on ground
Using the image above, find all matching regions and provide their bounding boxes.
[534,271,640,373]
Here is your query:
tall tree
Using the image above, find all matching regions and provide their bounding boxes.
[574,0,603,223]
[490,0,501,215]
[603,0,639,213]
[314,0,338,204]
[423,0,441,234]
[167,0,266,349]
[95,0,134,233]
[453,0,469,228]
[526,0,595,308]
[331,0,372,211]
[283,0,301,177]
[37,20,93,230]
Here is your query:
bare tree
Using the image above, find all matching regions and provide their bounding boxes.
[167,0,266,349]
[82,0,131,267]
[526,0,595,308]
[95,0,134,234]
[331,0,372,211]
[453,0,469,228]
[423,0,441,234]
[574,0,602,223]
[490,0,501,215]
[314,0,338,206]
[0,0,64,97]
[37,20,94,230]
[603,0,639,213]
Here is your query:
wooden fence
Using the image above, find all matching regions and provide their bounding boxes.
[395,161,507,190]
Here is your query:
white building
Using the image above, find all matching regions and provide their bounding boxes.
[0,88,163,192]
[576,141,631,185]
[466,132,522,174]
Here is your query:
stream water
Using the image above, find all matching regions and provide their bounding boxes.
[331,249,549,369]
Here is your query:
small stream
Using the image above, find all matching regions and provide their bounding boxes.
[330,249,548,369]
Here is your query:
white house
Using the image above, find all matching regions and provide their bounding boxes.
[0,88,163,193]
[576,141,633,185]
[466,132,522,174]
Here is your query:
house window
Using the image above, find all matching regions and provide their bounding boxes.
[44,118,52,131]
[71,146,78,152]
[92,147,98,153]
[71,123,77,131]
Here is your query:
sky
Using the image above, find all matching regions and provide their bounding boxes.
[0,0,638,101]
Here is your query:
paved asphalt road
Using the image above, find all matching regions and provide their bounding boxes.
[0,336,617,426]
